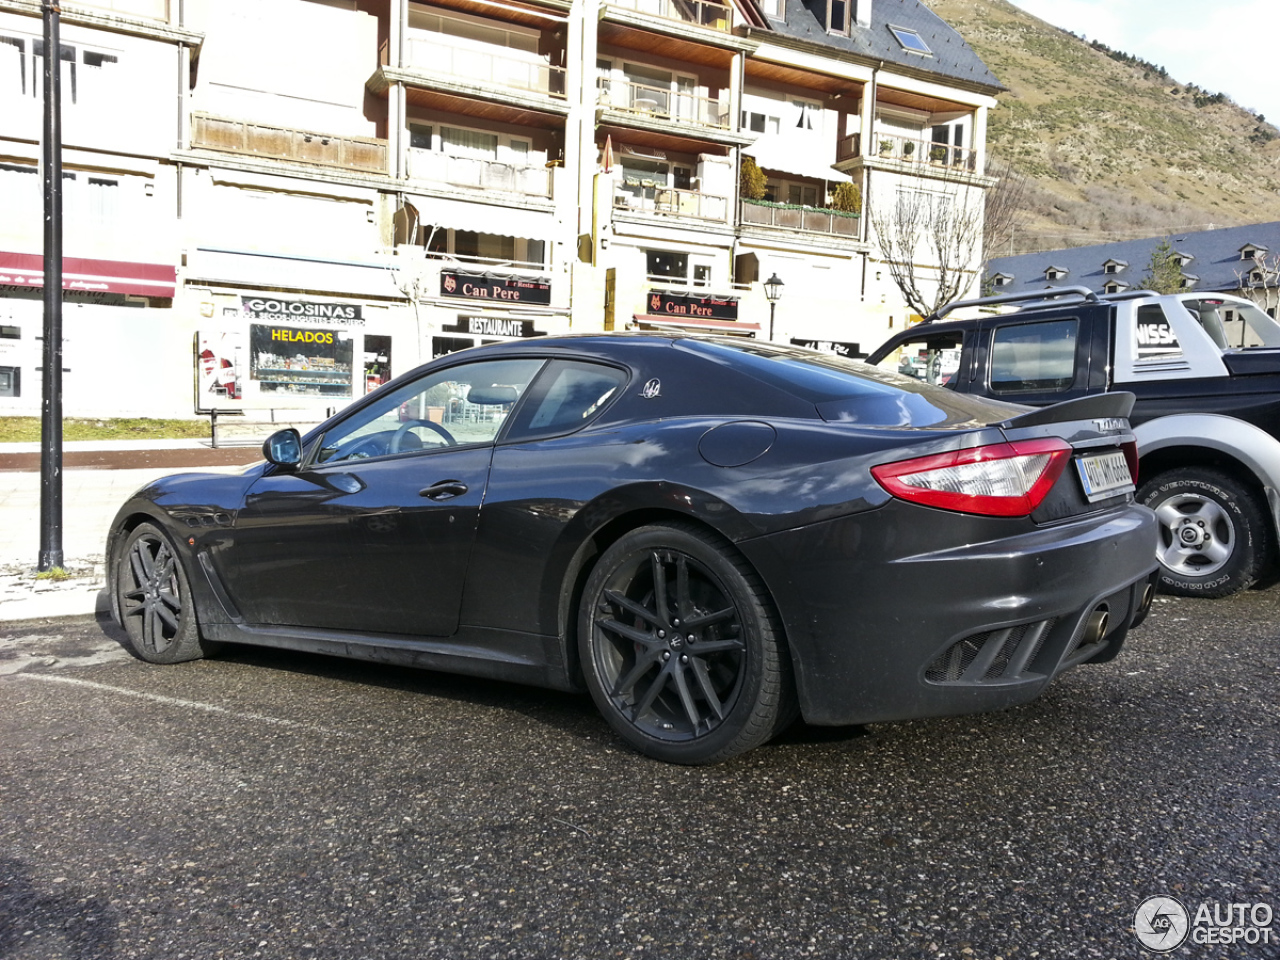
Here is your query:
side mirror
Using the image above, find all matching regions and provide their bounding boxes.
[263,428,303,468]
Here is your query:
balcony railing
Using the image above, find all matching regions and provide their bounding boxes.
[598,79,729,129]
[739,199,859,237]
[191,114,388,174]
[605,0,732,31]
[74,0,169,19]
[405,35,566,98]
[613,181,727,221]
[408,149,552,198]
[838,132,978,172]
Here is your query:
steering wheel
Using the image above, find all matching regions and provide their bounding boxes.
[390,419,457,453]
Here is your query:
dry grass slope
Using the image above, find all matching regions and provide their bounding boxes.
[922,0,1280,253]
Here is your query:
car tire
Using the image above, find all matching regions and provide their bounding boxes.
[578,522,795,764]
[1138,468,1270,599]
[115,522,211,664]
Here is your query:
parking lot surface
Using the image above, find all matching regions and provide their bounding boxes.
[1,591,1277,959]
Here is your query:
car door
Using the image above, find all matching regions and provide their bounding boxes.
[214,357,544,636]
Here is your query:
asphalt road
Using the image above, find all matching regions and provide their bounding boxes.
[1,592,1277,960]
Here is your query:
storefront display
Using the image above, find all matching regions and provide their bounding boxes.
[249,323,355,399]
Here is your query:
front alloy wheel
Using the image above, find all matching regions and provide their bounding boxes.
[116,522,208,663]
[579,523,793,764]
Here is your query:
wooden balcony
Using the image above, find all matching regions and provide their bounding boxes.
[190,114,388,174]
[403,35,566,99]
[604,0,732,31]
[407,149,553,198]
[838,132,978,172]
[738,199,858,238]
[598,79,729,129]
[613,180,728,221]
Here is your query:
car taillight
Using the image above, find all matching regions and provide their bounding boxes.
[1122,439,1139,485]
[871,438,1073,517]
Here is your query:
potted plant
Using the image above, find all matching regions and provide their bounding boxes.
[930,145,948,164]
[902,141,916,160]
[879,139,893,156]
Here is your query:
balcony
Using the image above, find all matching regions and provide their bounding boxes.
[190,114,387,175]
[613,181,727,221]
[407,150,552,199]
[738,199,858,238]
[74,0,169,19]
[404,34,566,99]
[838,133,978,173]
[598,79,729,130]
[604,0,733,31]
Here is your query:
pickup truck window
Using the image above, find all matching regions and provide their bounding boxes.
[990,318,1078,394]
[1135,304,1184,361]
[873,331,963,387]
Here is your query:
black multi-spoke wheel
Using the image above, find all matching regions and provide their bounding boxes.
[579,523,794,764]
[115,523,207,664]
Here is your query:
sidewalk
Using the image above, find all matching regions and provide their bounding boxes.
[0,440,257,624]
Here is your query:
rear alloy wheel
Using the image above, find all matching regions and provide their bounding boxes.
[116,522,209,663]
[1139,468,1270,599]
[579,523,793,764]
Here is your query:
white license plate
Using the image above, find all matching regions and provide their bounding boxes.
[1075,451,1135,502]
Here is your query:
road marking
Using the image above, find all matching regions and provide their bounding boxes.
[17,673,351,736]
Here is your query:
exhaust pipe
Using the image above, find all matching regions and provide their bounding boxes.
[1082,606,1110,646]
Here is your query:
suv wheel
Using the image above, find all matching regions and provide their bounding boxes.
[1138,468,1270,598]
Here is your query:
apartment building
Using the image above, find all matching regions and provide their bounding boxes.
[0,0,1000,418]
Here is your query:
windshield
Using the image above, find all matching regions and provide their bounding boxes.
[1179,296,1280,349]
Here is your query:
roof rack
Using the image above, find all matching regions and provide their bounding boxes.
[1097,289,1158,302]
[925,285,1098,323]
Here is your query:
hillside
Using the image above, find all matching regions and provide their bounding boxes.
[921,0,1280,253]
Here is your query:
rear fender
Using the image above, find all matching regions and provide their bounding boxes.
[1134,413,1280,540]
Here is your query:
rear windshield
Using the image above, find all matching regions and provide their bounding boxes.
[678,338,1023,427]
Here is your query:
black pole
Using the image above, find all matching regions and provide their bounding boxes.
[769,301,776,342]
[38,0,64,572]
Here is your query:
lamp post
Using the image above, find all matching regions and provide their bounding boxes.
[764,273,784,342]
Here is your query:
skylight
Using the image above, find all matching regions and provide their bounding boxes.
[889,25,931,55]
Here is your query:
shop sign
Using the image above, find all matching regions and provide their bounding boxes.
[790,338,864,358]
[441,271,552,306]
[0,251,176,298]
[440,316,542,339]
[241,296,364,326]
[648,290,738,321]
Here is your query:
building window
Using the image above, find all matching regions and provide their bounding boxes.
[1104,281,1126,294]
[888,24,931,55]
[1045,268,1066,281]
[1242,248,1257,260]
[0,325,18,339]
[792,99,820,131]
[991,275,1011,288]
[646,249,688,280]
[425,229,545,268]
[826,0,849,34]
[0,366,18,398]
[740,111,779,135]
[758,0,783,18]
[409,123,432,150]
[693,264,711,287]
[1104,263,1118,275]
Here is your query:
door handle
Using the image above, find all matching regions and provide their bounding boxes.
[419,480,468,501]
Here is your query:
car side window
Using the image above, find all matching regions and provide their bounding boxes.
[989,319,1078,394]
[504,360,628,442]
[875,332,964,388]
[1135,304,1184,360]
[313,358,544,465]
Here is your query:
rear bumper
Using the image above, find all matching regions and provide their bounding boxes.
[740,502,1159,726]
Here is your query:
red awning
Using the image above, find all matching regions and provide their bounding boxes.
[0,251,177,298]
[632,314,760,333]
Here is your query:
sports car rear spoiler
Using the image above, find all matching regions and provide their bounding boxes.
[999,392,1136,429]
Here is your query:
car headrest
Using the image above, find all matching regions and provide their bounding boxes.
[467,384,519,405]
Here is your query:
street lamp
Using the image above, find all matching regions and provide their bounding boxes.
[764,273,784,341]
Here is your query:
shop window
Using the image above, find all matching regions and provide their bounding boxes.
[249,324,356,399]
[316,358,544,464]
[0,366,18,397]
[990,319,1079,393]
[876,331,963,387]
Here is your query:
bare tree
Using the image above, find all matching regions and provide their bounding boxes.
[1235,250,1280,317]
[983,156,1029,263]
[869,172,984,317]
